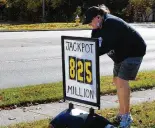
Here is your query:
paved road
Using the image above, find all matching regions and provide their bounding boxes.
[0,26,155,89]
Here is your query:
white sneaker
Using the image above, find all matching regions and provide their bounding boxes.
[105,124,116,128]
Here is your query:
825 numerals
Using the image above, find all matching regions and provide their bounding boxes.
[69,56,92,85]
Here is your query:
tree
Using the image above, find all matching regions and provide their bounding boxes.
[0,0,6,20]
[0,0,6,7]
[26,0,42,22]
[2,0,144,22]
[6,0,28,21]
[125,0,155,22]
[6,0,42,22]
[51,0,63,9]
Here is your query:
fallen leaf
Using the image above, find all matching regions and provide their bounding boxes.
[23,107,27,112]
[139,120,142,124]
[8,117,16,120]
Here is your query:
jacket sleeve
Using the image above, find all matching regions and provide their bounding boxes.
[91,29,100,38]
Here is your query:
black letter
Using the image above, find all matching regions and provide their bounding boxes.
[89,44,94,54]
[67,86,73,94]
[66,41,70,51]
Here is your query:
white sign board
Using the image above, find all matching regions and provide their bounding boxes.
[61,36,100,108]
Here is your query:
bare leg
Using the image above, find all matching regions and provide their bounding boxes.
[49,124,54,128]
[113,77,130,114]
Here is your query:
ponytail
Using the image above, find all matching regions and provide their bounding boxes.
[98,4,110,14]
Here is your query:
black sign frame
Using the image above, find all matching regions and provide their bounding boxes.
[61,36,100,109]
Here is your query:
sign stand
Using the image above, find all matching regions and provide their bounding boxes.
[61,35,100,117]
[49,36,114,128]
[68,102,95,116]
[68,102,74,110]
[50,35,106,128]
[89,107,95,115]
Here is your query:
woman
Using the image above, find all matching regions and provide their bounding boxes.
[83,4,146,128]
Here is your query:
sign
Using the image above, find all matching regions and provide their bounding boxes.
[61,36,100,108]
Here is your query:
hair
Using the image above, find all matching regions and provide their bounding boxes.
[98,4,110,15]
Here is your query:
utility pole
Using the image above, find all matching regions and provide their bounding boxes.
[42,0,45,22]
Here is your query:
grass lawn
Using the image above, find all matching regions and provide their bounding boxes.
[0,23,90,31]
[1,101,155,128]
[0,70,155,109]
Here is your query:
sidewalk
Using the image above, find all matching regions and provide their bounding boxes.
[0,88,155,127]
[131,23,155,28]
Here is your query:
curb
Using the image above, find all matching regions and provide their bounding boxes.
[0,28,91,32]
[0,23,155,32]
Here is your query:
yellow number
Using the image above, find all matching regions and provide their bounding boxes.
[69,56,92,84]
[77,59,84,82]
[69,57,76,80]
[85,61,92,84]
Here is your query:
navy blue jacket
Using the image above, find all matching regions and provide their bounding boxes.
[91,14,146,63]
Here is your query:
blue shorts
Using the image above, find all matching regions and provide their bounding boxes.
[113,57,143,80]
